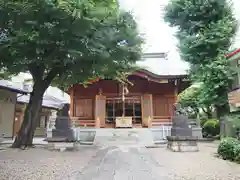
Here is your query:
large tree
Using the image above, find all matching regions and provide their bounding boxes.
[164,0,237,136]
[0,0,143,148]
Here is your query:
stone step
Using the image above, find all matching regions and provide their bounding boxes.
[94,129,155,147]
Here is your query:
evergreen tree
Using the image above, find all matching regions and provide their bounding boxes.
[164,0,237,136]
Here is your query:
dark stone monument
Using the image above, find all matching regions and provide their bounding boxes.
[171,103,192,136]
[171,115,192,136]
[167,103,198,152]
[51,103,75,142]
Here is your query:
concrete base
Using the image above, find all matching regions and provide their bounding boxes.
[167,136,199,152]
[192,127,203,139]
[46,142,77,152]
[74,128,96,145]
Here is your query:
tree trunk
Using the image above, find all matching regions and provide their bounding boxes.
[216,103,230,139]
[11,83,45,149]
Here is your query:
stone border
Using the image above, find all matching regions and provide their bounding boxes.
[167,136,198,141]
[167,136,199,152]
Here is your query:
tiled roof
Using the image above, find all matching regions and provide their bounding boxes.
[137,53,188,76]
[18,93,69,109]
[0,80,28,94]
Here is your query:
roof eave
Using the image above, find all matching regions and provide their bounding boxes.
[225,49,240,61]
[0,85,28,95]
[134,69,188,80]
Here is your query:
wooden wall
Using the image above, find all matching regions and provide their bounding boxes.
[70,75,177,121]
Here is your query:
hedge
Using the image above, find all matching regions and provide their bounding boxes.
[217,137,240,163]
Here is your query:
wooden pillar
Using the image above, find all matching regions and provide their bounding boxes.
[141,94,153,127]
[69,87,74,117]
[95,95,106,128]
[174,79,179,103]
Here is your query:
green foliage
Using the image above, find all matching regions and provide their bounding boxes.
[178,85,200,111]
[0,0,144,147]
[217,137,240,161]
[226,114,240,129]
[0,71,14,80]
[234,144,240,163]
[164,0,237,117]
[0,0,143,91]
[202,119,220,137]
[200,118,208,127]
[178,84,214,118]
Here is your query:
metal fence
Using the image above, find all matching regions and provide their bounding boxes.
[151,125,172,140]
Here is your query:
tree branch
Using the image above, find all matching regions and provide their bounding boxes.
[201,107,207,114]
[42,67,61,90]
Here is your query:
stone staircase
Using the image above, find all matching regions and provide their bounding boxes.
[94,129,155,147]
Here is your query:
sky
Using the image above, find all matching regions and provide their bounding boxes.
[119,0,240,72]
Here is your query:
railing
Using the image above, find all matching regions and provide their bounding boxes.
[71,117,96,127]
[151,116,172,127]
[151,125,172,140]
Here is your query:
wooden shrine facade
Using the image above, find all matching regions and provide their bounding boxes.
[68,70,189,128]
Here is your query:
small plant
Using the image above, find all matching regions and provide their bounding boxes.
[202,119,220,137]
[217,137,239,161]
[233,144,240,163]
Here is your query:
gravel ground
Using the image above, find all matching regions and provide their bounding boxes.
[0,143,240,180]
[147,142,240,180]
[0,145,98,180]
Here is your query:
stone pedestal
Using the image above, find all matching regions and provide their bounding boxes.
[192,127,203,139]
[167,114,199,152]
[46,138,77,152]
[167,136,199,152]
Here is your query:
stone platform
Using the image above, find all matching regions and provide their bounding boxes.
[167,136,199,152]
[94,128,156,147]
[46,137,77,152]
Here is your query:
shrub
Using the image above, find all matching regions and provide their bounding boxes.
[202,119,220,137]
[217,137,239,161]
[234,144,240,163]
[200,118,207,127]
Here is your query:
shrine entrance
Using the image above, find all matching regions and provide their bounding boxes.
[105,96,142,127]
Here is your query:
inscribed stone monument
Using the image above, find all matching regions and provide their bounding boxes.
[52,104,75,141]
[171,103,192,136]
[167,103,198,152]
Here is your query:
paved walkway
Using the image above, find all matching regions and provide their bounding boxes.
[1,142,240,179]
[71,146,171,180]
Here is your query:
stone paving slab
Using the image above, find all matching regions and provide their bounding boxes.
[1,142,240,180]
[73,146,173,180]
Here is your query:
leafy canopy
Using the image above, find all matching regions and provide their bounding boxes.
[178,85,201,111]
[164,0,237,114]
[0,0,143,91]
